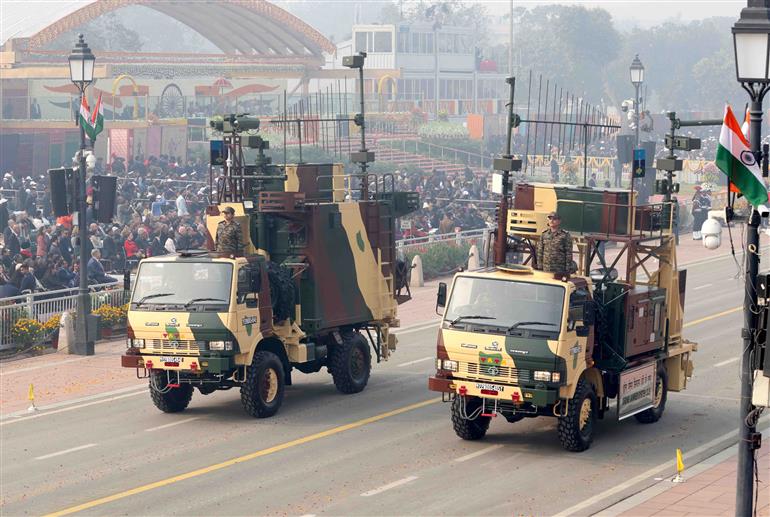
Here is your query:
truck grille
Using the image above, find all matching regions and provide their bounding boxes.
[145,339,203,355]
[462,362,530,383]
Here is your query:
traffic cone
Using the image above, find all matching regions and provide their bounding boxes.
[672,448,685,483]
[27,383,38,412]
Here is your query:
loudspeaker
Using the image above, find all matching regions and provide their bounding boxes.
[48,167,73,217]
[92,175,117,224]
[616,135,635,164]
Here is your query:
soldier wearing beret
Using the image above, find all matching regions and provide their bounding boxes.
[536,211,573,274]
[216,206,242,255]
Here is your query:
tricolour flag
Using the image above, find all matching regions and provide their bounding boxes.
[742,105,750,139]
[78,95,91,131]
[715,105,768,208]
[84,93,104,141]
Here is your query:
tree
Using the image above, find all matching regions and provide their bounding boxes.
[46,12,143,52]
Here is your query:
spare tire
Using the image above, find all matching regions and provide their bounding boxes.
[267,261,295,322]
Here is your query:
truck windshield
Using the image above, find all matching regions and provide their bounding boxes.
[131,262,232,308]
[444,276,565,333]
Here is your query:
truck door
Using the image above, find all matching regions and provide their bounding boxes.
[235,263,263,352]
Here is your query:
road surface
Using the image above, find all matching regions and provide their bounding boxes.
[0,252,759,516]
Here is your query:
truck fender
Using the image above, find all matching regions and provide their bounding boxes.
[254,337,292,386]
[562,366,605,400]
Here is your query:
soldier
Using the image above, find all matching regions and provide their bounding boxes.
[216,206,243,255]
[536,211,573,274]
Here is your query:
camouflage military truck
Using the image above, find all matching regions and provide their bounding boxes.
[429,181,697,451]
[122,118,418,418]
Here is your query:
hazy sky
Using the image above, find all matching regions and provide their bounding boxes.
[462,1,742,24]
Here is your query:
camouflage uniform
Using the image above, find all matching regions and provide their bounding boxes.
[216,220,243,255]
[536,228,573,273]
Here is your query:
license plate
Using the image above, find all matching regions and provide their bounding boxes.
[160,356,184,364]
[475,382,505,392]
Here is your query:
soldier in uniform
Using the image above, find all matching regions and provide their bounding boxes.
[536,211,573,274]
[216,206,243,255]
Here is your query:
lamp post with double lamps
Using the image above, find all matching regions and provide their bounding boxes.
[68,34,96,356]
[629,54,645,149]
[732,1,770,514]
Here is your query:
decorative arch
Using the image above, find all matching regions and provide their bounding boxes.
[27,0,335,57]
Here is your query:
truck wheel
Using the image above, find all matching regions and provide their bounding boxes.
[451,396,491,440]
[241,350,285,418]
[557,379,596,452]
[635,365,668,424]
[149,371,193,413]
[328,332,371,394]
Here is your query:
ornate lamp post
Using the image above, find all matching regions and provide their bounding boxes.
[69,34,95,356]
[732,2,770,514]
[629,54,644,149]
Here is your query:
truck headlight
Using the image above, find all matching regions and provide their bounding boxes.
[533,371,552,382]
[441,359,459,372]
[551,372,561,383]
[209,340,233,351]
[126,338,145,348]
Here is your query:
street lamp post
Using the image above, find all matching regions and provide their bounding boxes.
[629,54,645,150]
[732,2,770,515]
[69,34,95,356]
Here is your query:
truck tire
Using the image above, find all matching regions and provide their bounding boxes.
[149,371,193,413]
[635,365,668,424]
[451,396,491,440]
[557,379,596,452]
[241,350,285,418]
[328,332,371,394]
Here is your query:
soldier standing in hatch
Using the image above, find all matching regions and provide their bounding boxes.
[536,211,573,274]
[216,206,243,255]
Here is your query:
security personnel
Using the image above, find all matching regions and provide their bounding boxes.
[536,211,573,274]
[216,206,243,255]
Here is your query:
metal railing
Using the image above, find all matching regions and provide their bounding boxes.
[396,228,490,253]
[0,283,127,350]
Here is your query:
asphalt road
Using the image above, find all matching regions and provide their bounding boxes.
[0,251,757,517]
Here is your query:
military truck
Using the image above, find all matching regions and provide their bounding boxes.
[429,80,696,452]
[122,117,418,418]
[429,182,697,451]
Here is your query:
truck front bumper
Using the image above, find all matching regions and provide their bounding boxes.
[429,375,560,406]
[121,354,233,374]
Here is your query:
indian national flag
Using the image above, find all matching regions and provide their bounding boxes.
[78,95,91,131]
[715,105,768,208]
[84,93,104,141]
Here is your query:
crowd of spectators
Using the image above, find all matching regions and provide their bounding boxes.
[1,154,213,299]
[395,165,494,239]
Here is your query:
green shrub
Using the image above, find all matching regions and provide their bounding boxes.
[405,241,471,280]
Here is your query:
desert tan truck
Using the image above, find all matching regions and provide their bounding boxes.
[123,119,417,418]
[429,182,696,451]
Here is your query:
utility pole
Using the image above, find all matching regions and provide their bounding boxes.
[509,0,514,76]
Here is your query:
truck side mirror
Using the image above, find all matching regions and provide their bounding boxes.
[250,264,262,292]
[583,301,596,326]
[436,282,447,312]
[237,268,251,298]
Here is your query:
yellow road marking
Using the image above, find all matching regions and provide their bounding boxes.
[44,304,745,516]
[43,398,440,517]
[683,306,741,328]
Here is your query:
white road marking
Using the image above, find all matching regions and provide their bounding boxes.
[35,443,97,461]
[397,356,433,367]
[555,416,769,517]
[1,389,145,426]
[692,283,713,291]
[360,476,418,497]
[454,444,504,463]
[394,322,439,336]
[714,356,740,367]
[145,417,200,433]
[0,357,88,375]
